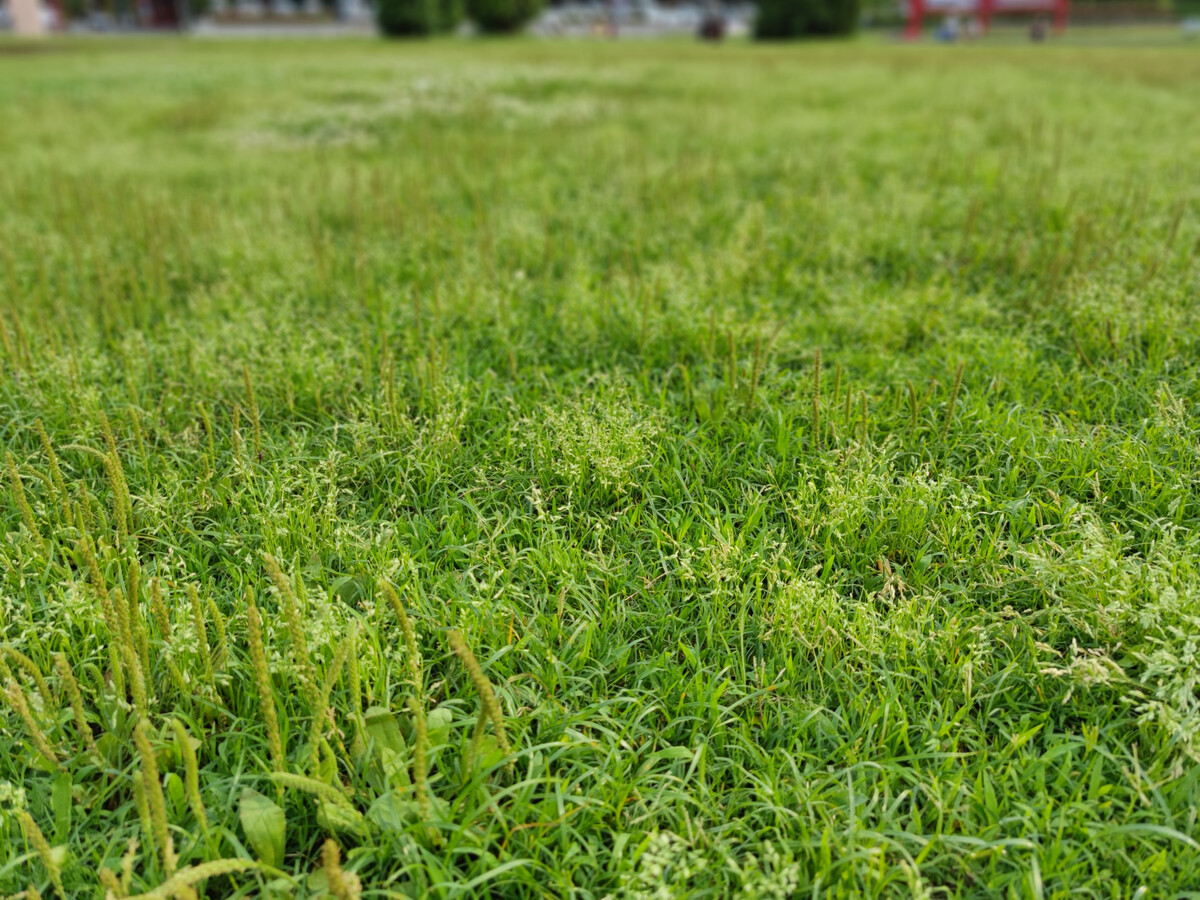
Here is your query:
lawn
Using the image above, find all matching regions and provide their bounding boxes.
[2,35,1200,899]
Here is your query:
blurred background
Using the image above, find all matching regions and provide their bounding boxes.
[3,0,1199,42]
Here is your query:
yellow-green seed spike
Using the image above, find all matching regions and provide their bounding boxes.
[198,401,215,462]
[187,584,213,686]
[34,419,71,522]
[263,554,316,706]
[127,562,152,702]
[170,718,208,832]
[246,598,285,777]
[92,412,132,545]
[243,365,262,461]
[79,534,106,596]
[149,577,171,638]
[102,451,130,547]
[98,867,125,899]
[464,711,488,783]
[811,347,822,450]
[347,625,363,730]
[446,628,513,773]
[124,859,259,900]
[98,408,118,458]
[206,597,227,670]
[17,811,64,898]
[0,311,15,370]
[5,680,60,769]
[54,653,98,758]
[126,558,141,623]
[82,547,126,704]
[941,361,966,440]
[322,839,362,900]
[120,837,138,894]
[309,635,351,775]
[112,588,147,716]
[378,578,421,689]
[130,407,147,467]
[268,771,362,818]
[134,720,176,876]
[4,648,55,710]
[231,404,243,464]
[406,696,432,825]
[132,771,156,863]
[5,451,44,550]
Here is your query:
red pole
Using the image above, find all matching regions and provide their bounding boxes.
[906,0,924,39]
[978,0,993,32]
[1053,0,1068,31]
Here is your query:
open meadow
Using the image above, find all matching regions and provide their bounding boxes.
[2,35,1200,898]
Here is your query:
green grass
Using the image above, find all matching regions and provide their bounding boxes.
[2,36,1200,899]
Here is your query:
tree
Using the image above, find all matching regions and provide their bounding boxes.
[377,0,462,36]
[466,0,542,33]
[754,0,860,38]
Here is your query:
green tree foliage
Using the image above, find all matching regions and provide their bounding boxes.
[466,0,542,33]
[755,0,860,38]
[376,0,462,36]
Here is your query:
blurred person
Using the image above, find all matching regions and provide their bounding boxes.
[936,13,959,41]
[607,0,622,37]
[11,0,49,34]
[699,0,725,39]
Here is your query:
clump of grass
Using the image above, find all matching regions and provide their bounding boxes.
[536,386,659,497]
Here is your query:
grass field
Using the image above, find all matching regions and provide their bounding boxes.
[2,36,1200,899]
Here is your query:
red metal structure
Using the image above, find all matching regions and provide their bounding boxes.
[906,0,1069,37]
